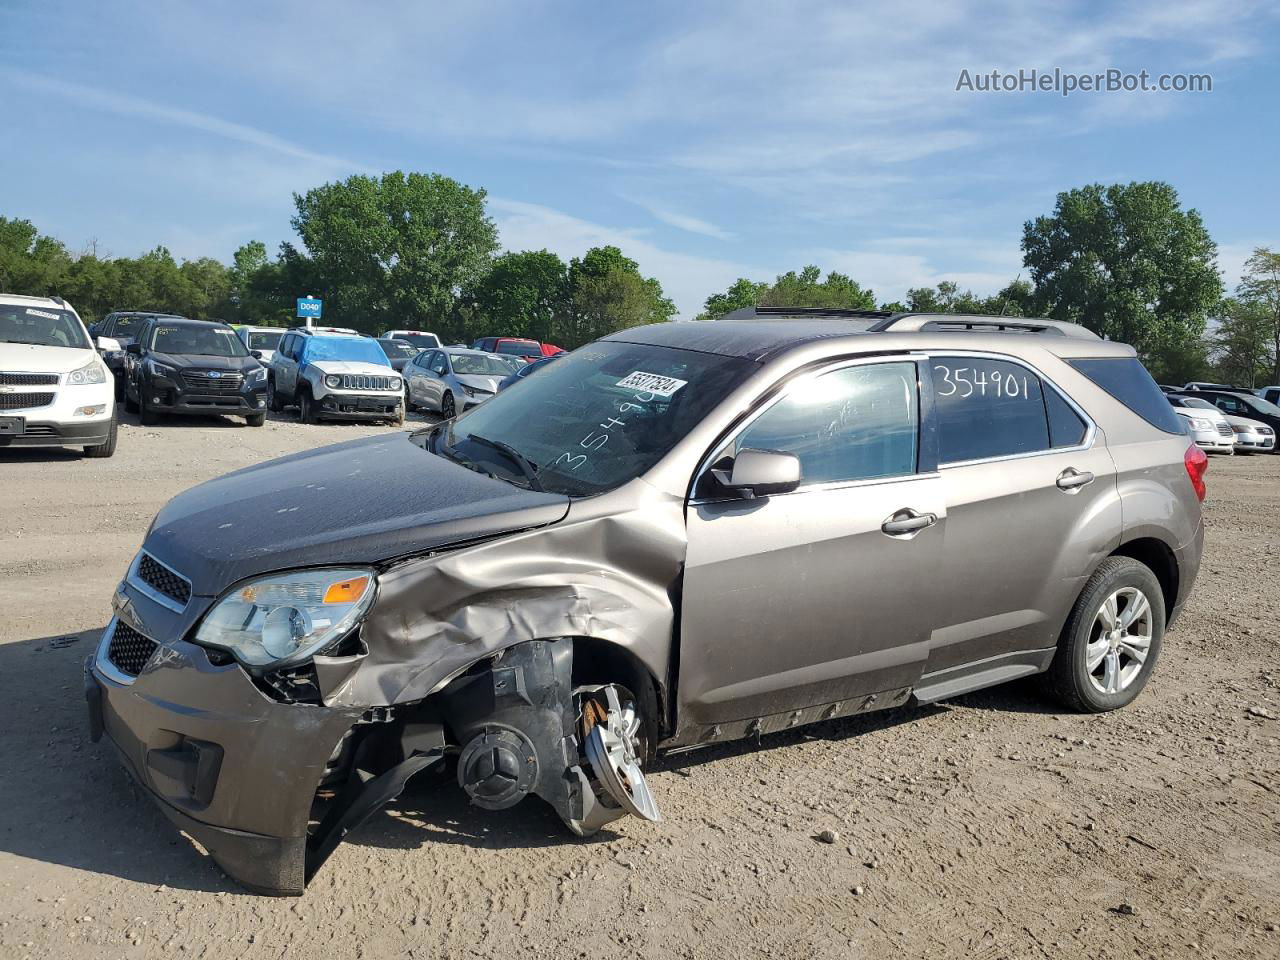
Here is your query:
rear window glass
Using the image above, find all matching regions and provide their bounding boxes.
[1068,358,1184,434]
[1045,386,1087,447]
[931,357,1050,463]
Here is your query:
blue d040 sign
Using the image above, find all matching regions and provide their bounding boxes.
[296,297,323,319]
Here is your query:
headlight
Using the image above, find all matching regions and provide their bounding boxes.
[66,359,107,385]
[250,365,268,381]
[325,374,342,389]
[147,358,176,378]
[194,567,377,669]
[1190,418,1212,430]
[462,384,478,397]
[388,377,402,391]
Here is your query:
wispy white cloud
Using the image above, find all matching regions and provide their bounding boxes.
[2,70,366,172]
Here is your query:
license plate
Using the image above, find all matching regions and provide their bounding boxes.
[356,397,384,410]
[0,417,24,435]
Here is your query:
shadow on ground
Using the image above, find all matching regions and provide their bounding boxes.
[0,627,1066,893]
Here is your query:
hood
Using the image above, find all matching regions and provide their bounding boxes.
[0,342,96,373]
[1174,405,1227,424]
[306,360,396,376]
[455,373,503,393]
[153,352,259,374]
[1222,414,1269,431]
[144,432,570,596]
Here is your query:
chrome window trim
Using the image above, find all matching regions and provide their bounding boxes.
[924,349,1098,469]
[689,353,927,504]
[125,549,191,614]
[96,618,141,687]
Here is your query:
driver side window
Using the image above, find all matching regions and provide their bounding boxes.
[431,353,448,375]
[735,361,920,486]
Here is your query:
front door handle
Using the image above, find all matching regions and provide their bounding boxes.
[881,508,938,536]
[1056,468,1095,491]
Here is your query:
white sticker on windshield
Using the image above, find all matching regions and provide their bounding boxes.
[25,308,60,320]
[615,371,688,398]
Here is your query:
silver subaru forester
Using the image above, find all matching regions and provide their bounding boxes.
[87,308,1205,893]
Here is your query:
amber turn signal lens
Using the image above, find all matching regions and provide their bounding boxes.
[323,575,370,604]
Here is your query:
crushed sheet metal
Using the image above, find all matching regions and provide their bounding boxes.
[584,685,661,821]
[320,480,688,709]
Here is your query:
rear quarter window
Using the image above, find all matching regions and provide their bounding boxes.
[1067,358,1185,434]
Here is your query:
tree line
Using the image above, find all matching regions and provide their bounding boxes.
[3,175,1277,383]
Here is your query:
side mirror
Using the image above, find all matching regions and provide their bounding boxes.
[716,448,802,498]
[251,350,263,360]
[96,336,121,353]
[126,343,142,356]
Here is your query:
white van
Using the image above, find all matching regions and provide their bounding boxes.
[0,294,118,457]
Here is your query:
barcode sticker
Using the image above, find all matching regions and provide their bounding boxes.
[615,371,688,398]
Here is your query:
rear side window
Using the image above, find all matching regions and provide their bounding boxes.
[1067,358,1184,434]
[1045,387,1087,447]
[931,357,1051,463]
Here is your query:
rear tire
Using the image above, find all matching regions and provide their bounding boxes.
[1045,557,1165,713]
[83,415,118,458]
[266,378,284,412]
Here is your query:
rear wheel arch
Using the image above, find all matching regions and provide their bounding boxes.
[1109,536,1179,619]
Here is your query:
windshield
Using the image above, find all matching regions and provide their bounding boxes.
[1241,394,1280,416]
[112,314,151,334]
[451,353,515,376]
[152,324,248,357]
[378,340,417,359]
[0,305,91,349]
[1181,397,1216,410]
[497,341,542,358]
[247,330,282,351]
[302,336,392,366]
[394,333,440,349]
[442,340,756,496]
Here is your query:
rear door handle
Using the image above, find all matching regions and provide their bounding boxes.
[881,509,938,536]
[1056,468,1095,491]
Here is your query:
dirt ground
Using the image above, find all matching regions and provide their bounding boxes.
[1,410,1277,960]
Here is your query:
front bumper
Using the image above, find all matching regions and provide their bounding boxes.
[1188,428,1234,454]
[1233,432,1275,451]
[316,391,401,420]
[86,604,363,894]
[143,372,266,416]
[0,378,114,448]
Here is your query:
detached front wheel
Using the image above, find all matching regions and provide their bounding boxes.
[1046,557,1165,713]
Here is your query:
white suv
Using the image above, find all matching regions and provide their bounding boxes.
[0,294,118,457]
[267,330,404,424]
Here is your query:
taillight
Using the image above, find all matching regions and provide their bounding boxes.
[1184,443,1208,502]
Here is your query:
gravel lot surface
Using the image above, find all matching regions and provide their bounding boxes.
[1,411,1277,959]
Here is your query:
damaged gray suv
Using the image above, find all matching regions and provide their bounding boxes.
[86,307,1206,894]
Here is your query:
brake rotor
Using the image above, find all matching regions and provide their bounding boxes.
[583,685,661,822]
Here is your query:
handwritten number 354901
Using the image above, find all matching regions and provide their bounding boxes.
[934,365,1030,400]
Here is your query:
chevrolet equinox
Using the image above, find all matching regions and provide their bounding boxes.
[86,308,1206,894]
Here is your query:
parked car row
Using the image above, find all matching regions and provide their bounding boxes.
[1,292,575,455]
[1164,382,1280,454]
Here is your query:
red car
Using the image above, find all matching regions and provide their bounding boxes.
[472,336,547,364]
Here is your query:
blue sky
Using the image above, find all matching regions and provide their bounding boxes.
[2,0,1278,317]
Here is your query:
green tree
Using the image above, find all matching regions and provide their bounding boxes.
[698,266,875,320]
[560,246,675,347]
[1021,182,1222,355]
[902,279,1030,317]
[1210,298,1270,386]
[291,171,499,334]
[469,250,569,343]
[0,217,72,294]
[1235,247,1280,383]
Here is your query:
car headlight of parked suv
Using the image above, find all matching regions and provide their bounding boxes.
[194,567,377,669]
[1189,417,1213,431]
[146,358,177,378]
[324,374,342,389]
[66,359,108,385]
[250,366,267,382]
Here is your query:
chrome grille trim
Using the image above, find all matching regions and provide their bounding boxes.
[126,550,192,613]
[339,374,396,391]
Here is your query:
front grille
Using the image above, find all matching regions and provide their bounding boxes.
[1258,426,1274,436]
[137,553,192,606]
[0,392,54,410]
[0,372,59,386]
[340,374,396,391]
[19,425,58,437]
[107,621,158,677]
[1217,422,1233,437]
[181,370,244,393]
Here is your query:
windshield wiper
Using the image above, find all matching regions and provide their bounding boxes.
[462,434,545,492]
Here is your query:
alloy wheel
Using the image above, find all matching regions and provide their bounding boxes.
[1085,587,1153,695]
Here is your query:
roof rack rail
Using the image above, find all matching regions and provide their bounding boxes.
[720,306,895,322]
[869,313,1100,340]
